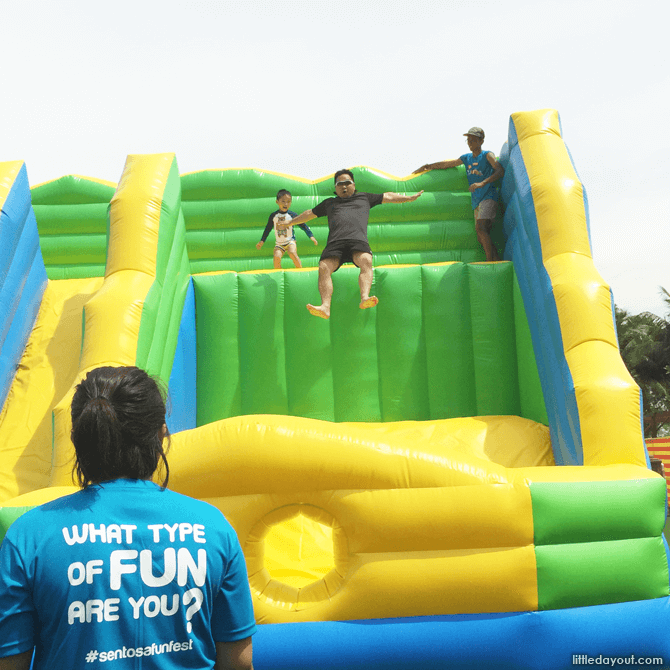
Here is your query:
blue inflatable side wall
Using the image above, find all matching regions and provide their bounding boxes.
[166,277,197,433]
[0,164,47,409]
[499,117,582,466]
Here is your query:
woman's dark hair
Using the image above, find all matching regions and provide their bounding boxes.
[334,169,354,184]
[71,366,170,489]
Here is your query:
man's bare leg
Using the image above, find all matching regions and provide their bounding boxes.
[307,257,339,319]
[353,252,378,309]
[475,219,500,261]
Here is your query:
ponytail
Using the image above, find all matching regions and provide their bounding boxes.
[71,366,170,488]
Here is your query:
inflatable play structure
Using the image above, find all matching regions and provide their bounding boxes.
[1,109,669,668]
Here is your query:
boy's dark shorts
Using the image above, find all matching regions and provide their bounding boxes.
[320,239,372,271]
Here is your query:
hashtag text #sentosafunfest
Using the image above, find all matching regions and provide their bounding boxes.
[85,640,194,663]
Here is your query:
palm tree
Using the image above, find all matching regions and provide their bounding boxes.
[615,290,670,437]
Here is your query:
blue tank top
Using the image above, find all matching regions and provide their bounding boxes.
[460,150,500,209]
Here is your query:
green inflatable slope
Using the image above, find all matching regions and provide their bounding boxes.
[194,261,546,427]
[181,166,506,274]
[28,165,505,279]
[31,176,115,279]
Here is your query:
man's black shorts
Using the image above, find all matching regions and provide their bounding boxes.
[320,239,372,271]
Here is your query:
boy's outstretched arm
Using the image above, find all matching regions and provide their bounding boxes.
[297,223,318,245]
[413,158,462,173]
[257,218,274,248]
[382,190,424,204]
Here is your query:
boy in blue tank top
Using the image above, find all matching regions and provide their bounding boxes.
[414,126,504,261]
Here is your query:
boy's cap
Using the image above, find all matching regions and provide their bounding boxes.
[464,127,485,139]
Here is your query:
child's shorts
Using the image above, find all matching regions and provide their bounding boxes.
[275,240,297,253]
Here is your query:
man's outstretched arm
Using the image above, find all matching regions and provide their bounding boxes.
[413,158,462,173]
[382,190,424,204]
[277,209,317,229]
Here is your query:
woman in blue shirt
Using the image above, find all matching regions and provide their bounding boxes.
[0,366,256,670]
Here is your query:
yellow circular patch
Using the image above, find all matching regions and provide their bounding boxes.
[245,504,347,611]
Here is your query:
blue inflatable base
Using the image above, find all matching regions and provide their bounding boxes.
[253,598,670,669]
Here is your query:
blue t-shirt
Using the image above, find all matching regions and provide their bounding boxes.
[459,150,500,209]
[0,479,256,669]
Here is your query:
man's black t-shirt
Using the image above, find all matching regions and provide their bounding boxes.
[312,191,384,244]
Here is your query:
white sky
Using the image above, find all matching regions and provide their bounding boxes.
[2,0,668,317]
